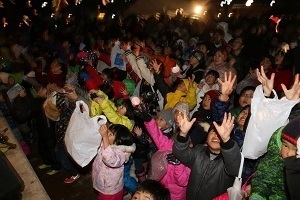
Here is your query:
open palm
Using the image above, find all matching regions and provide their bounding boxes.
[213,113,235,143]
[281,74,300,101]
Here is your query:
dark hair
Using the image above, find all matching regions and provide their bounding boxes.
[239,105,251,132]
[134,180,170,200]
[120,99,135,120]
[101,68,113,80]
[240,86,256,96]
[206,70,219,79]
[99,84,114,100]
[58,62,68,75]
[278,51,294,70]
[109,124,133,146]
[214,28,225,37]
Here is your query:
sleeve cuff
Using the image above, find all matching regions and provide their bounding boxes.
[177,134,189,143]
[221,139,235,150]
[124,50,132,56]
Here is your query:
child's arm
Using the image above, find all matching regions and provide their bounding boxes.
[96,96,133,131]
[144,119,174,150]
[212,72,236,122]
[213,113,241,176]
[172,111,197,167]
[99,124,110,150]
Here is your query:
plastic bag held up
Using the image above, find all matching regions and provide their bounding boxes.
[65,101,107,167]
[242,85,299,159]
[227,153,244,200]
[148,150,169,181]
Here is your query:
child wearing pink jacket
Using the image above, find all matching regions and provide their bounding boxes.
[134,107,190,200]
[92,124,136,200]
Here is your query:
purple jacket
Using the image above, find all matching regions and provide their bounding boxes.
[145,119,191,200]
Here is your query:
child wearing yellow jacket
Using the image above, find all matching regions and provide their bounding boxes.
[90,90,134,131]
[164,79,197,111]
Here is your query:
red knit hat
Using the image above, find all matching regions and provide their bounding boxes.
[203,90,220,110]
[281,118,300,146]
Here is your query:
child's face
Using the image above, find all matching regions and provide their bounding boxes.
[107,129,116,145]
[155,115,168,130]
[177,82,187,92]
[237,108,249,129]
[199,44,208,56]
[207,129,221,154]
[213,51,226,66]
[202,94,211,110]
[281,139,297,158]
[239,90,254,107]
[205,74,217,86]
[116,105,127,116]
[51,63,62,74]
[260,57,272,71]
[131,191,153,200]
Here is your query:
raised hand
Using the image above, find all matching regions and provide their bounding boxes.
[133,126,143,137]
[213,112,235,143]
[120,87,129,96]
[257,66,275,97]
[99,124,108,137]
[281,74,300,101]
[177,111,196,137]
[217,71,236,101]
[150,59,162,74]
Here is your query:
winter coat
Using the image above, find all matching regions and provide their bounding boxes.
[124,50,155,86]
[99,95,134,131]
[173,135,241,200]
[34,66,66,87]
[250,126,287,200]
[144,119,190,200]
[164,79,197,110]
[92,143,136,195]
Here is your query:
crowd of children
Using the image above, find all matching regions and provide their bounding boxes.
[0,9,300,200]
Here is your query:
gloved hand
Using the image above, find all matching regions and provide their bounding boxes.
[166,153,181,165]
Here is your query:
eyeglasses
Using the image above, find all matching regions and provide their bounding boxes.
[241,94,253,98]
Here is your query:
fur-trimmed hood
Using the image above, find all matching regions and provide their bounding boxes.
[111,143,136,153]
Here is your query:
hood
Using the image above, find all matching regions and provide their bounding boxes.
[111,143,136,153]
[218,22,229,33]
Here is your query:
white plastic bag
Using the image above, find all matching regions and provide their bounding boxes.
[110,41,126,71]
[65,101,106,167]
[242,85,299,159]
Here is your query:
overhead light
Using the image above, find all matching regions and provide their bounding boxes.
[194,6,202,14]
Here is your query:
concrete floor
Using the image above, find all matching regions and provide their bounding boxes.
[27,130,133,200]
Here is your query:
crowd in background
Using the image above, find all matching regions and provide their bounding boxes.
[0,10,300,200]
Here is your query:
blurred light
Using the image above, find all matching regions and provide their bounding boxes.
[228,12,233,17]
[270,0,275,6]
[203,10,207,15]
[2,17,8,27]
[227,0,232,5]
[112,14,115,19]
[0,1,4,8]
[51,13,55,18]
[42,2,48,8]
[26,0,32,8]
[217,13,221,18]
[111,0,114,2]
[194,6,202,14]
[55,24,57,29]
[97,13,105,20]
[75,0,82,5]
[68,14,72,18]
[220,1,225,7]
[245,0,253,7]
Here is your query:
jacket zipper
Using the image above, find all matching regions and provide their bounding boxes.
[197,160,211,194]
